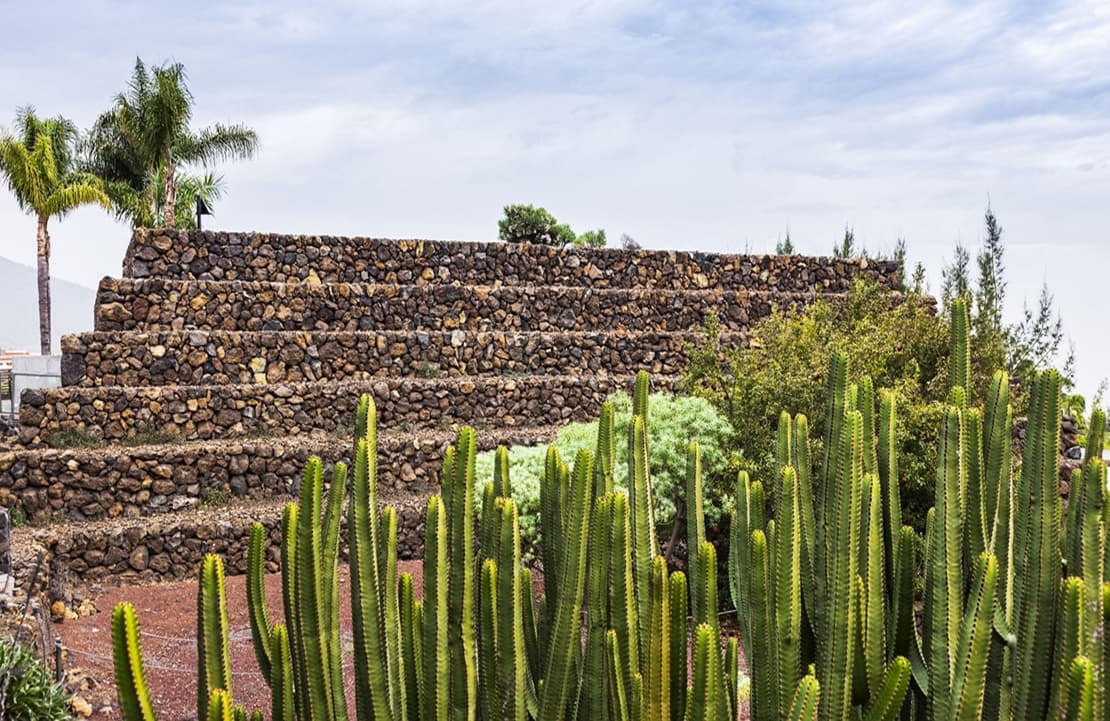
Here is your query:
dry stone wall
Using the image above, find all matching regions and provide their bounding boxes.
[0,426,551,523]
[19,375,665,445]
[95,278,822,333]
[123,229,900,290]
[60,329,730,387]
[5,228,904,591]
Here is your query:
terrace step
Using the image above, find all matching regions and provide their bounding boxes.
[19,374,669,446]
[60,329,734,387]
[0,425,560,524]
[13,491,429,586]
[123,229,898,291]
[94,277,835,333]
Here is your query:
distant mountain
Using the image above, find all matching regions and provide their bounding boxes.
[0,256,95,354]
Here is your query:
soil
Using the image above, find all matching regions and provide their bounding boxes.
[57,561,750,721]
[58,561,420,721]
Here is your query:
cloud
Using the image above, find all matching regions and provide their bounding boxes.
[1,0,1109,395]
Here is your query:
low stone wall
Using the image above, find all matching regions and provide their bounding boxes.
[19,375,657,445]
[0,426,553,523]
[122,229,900,291]
[16,495,428,585]
[95,278,823,334]
[60,330,730,387]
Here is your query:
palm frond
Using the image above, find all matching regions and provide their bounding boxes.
[42,177,111,217]
[177,123,258,165]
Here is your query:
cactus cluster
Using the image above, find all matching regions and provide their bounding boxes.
[112,297,1110,721]
[730,297,1110,720]
[112,372,757,721]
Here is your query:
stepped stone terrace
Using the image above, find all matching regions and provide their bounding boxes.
[3,228,899,590]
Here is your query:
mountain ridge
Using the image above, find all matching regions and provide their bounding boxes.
[0,255,95,353]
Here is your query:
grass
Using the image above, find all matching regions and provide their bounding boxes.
[42,428,104,449]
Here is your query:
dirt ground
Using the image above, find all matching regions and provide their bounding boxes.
[58,561,750,720]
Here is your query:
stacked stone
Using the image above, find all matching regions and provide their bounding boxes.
[4,228,899,585]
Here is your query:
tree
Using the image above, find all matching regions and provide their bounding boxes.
[832,225,857,258]
[1009,282,1066,385]
[0,107,110,354]
[940,241,971,309]
[84,58,257,228]
[775,231,795,255]
[574,229,606,248]
[973,204,1007,374]
[498,204,576,246]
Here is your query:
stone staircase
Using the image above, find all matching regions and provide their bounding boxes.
[3,228,898,588]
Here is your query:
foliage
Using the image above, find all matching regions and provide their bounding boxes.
[940,204,1073,395]
[832,225,857,258]
[940,241,971,309]
[0,106,112,353]
[474,390,736,548]
[83,58,257,228]
[573,229,606,248]
[735,300,1110,720]
[0,637,71,721]
[619,233,641,250]
[775,232,795,255]
[114,373,754,721]
[685,279,947,531]
[497,204,576,246]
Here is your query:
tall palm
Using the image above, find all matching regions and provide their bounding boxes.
[84,58,257,228]
[0,107,110,354]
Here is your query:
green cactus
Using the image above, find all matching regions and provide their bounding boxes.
[1012,371,1063,720]
[949,297,972,397]
[686,441,707,622]
[1063,656,1096,721]
[539,450,594,721]
[197,554,232,721]
[246,524,272,686]
[112,603,157,721]
[668,572,688,721]
[270,624,295,721]
[785,673,820,721]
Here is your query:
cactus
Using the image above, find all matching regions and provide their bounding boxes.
[686,441,707,622]
[197,554,233,721]
[112,603,157,721]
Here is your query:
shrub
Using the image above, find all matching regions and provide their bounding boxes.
[497,204,576,246]
[0,638,70,721]
[474,390,736,550]
[685,279,948,531]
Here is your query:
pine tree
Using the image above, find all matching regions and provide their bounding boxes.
[775,230,795,255]
[832,225,856,258]
[973,204,1008,378]
[893,236,907,290]
[940,242,971,309]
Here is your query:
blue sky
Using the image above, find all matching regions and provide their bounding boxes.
[1,0,1108,398]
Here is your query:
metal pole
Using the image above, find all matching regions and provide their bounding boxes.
[54,636,63,683]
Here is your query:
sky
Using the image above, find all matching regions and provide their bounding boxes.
[1,0,1108,399]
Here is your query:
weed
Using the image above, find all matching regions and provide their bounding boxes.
[42,428,104,450]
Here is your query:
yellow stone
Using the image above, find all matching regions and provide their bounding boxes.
[249,357,267,373]
[150,345,166,358]
[190,293,209,310]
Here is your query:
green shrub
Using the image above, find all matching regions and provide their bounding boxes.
[685,279,948,532]
[475,390,736,550]
[497,204,576,246]
[0,638,70,721]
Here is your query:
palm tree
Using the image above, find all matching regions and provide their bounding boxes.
[84,58,257,228]
[0,107,110,354]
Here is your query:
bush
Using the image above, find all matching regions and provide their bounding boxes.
[474,390,736,551]
[685,279,948,532]
[0,638,70,721]
[497,204,576,246]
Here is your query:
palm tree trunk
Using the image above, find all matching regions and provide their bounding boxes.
[36,214,52,356]
[164,159,177,228]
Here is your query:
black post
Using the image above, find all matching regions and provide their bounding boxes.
[54,636,63,683]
